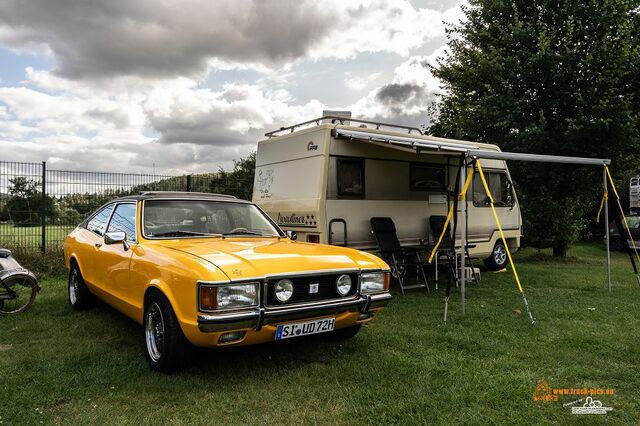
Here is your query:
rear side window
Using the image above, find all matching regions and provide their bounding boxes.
[473,171,514,207]
[107,203,137,241]
[87,204,114,236]
[337,159,364,197]
[410,163,446,191]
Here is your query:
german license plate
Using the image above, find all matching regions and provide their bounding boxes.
[275,317,335,340]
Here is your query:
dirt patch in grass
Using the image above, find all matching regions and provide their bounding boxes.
[0,344,13,351]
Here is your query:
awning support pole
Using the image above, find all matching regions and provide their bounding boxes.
[460,156,467,315]
[604,166,612,294]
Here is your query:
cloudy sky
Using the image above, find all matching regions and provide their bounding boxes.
[0,0,465,174]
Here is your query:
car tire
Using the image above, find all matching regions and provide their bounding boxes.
[68,263,94,310]
[609,236,624,252]
[144,291,191,373]
[484,241,509,271]
[330,324,361,340]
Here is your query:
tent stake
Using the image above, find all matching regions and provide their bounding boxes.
[443,296,449,324]
[604,166,612,294]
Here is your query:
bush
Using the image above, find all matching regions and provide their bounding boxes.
[2,244,66,278]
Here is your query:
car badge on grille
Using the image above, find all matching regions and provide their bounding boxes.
[309,283,319,294]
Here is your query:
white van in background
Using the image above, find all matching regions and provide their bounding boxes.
[252,115,522,270]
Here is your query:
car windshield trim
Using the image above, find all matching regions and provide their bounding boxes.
[141,199,284,240]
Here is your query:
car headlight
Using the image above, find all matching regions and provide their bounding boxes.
[199,282,258,311]
[336,274,352,296]
[360,271,389,294]
[274,279,294,303]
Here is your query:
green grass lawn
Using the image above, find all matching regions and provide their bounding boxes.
[1,244,639,424]
[0,223,73,250]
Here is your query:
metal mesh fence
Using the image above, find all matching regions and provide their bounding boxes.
[0,161,252,254]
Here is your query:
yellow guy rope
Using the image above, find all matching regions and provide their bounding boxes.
[427,166,474,264]
[604,166,640,268]
[476,160,535,324]
[596,191,608,224]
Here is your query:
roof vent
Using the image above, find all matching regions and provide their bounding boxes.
[322,110,351,125]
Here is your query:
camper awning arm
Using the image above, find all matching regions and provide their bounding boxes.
[468,150,611,166]
[333,128,479,153]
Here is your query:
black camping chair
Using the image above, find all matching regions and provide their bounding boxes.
[429,215,479,289]
[370,217,429,295]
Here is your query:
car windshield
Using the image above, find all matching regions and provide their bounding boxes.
[143,200,282,238]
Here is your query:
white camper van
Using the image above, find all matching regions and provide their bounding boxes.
[252,115,522,271]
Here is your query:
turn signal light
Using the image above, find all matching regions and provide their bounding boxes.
[199,286,217,310]
[307,234,320,243]
[384,272,391,291]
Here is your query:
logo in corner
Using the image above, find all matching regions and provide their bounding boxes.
[307,141,318,151]
[532,379,557,402]
[532,378,615,415]
[568,396,613,415]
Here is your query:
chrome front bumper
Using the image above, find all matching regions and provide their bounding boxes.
[197,292,392,333]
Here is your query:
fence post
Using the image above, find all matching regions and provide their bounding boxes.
[186,174,192,192]
[41,161,46,254]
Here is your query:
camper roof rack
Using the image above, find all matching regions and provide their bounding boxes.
[264,115,424,138]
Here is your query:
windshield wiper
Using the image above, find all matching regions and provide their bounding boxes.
[223,230,274,237]
[152,230,222,238]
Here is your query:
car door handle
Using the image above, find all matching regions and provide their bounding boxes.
[95,243,102,248]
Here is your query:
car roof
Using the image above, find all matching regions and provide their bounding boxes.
[115,191,250,203]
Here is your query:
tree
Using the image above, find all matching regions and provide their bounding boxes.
[211,152,256,200]
[429,0,640,256]
[6,177,54,227]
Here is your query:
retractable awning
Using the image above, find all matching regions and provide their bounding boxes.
[333,127,611,165]
[333,128,479,153]
[468,150,611,166]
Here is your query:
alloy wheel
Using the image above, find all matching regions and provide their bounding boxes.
[494,244,507,265]
[145,302,165,363]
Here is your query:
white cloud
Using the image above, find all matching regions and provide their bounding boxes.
[0,0,339,80]
[0,71,328,173]
[311,0,464,60]
[1,0,463,80]
[0,0,467,173]
[347,45,448,123]
[144,82,326,145]
[345,71,384,91]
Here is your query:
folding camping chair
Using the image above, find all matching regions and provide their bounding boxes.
[370,217,429,295]
[429,215,479,290]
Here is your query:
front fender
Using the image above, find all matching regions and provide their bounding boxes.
[131,245,228,326]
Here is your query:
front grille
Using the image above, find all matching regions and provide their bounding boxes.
[266,272,359,306]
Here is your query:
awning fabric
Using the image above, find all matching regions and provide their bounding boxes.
[333,128,611,165]
[333,128,478,153]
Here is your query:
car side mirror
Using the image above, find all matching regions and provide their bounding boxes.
[104,231,129,251]
[286,230,297,241]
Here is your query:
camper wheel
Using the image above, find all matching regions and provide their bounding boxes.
[484,241,508,271]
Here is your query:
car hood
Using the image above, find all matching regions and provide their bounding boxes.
[163,238,378,281]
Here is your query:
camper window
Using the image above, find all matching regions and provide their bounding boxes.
[337,159,365,197]
[473,171,514,207]
[410,163,446,191]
